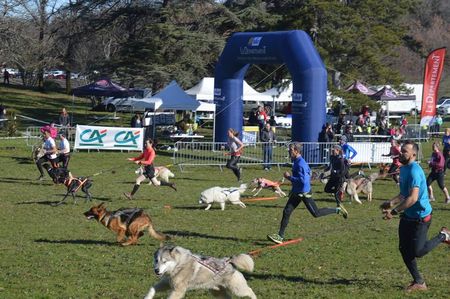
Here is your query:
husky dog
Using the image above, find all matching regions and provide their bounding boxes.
[346,172,379,203]
[145,245,257,299]
[84,203,169,246]
[199,184,247,210]
[136,166,175,185]
[250,177,286,197]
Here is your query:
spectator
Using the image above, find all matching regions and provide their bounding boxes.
[382,139,401,185]
[434,114,443,135]
[268,115,277,126]
[260,122,276,171]
[131,112,142,128]
[343,125,354,142]
[247,109,258,126]
[3,69,10,84]
[256,106,267,130]
[318,123,334,142]
[400,115,408,128]
[324,144,349,204]
[59,108,70,127]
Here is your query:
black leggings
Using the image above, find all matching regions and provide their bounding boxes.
[398,217,444,284]
[226,155,240,180]
[427,171,445,190]
[278,193,336,237]
[36,155,58,176]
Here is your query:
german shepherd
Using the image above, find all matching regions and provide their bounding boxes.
[84,203,169,246]
[44,164,93,206]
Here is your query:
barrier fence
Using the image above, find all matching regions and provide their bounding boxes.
[171,141,419,171]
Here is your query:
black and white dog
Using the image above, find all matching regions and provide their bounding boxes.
[44,164,93,206]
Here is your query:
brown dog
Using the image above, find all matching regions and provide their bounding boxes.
[250,177,286,197]
[84,203,169,246]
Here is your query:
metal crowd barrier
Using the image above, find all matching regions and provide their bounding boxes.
[25,126,76,147]
[172,141,408,171]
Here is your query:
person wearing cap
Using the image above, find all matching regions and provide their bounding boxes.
[58,133,71,169]
[324,144,349,204]
[267,142,348,244]
[339,135,357,162]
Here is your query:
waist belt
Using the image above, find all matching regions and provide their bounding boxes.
[298,192,313,198]
[401,214,432,223]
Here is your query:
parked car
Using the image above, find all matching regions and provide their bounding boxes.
[101,88,152,112]
[437,97,450,115]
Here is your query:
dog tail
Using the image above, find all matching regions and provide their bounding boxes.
[148,226,170,241]
[230,254,254,272]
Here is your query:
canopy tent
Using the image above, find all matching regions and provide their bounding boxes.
[72,78,133,97]
[345,80,376,95]
[130,98,163,111]
[369,86,415,101]
[196,101,215,112]
[154,80,200,111]
[185,77,273,102]
[260,81,292,102]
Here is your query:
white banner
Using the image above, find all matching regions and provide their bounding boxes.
[74,125,144,151]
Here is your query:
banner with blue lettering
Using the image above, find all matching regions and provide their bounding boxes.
[74,125,144,151]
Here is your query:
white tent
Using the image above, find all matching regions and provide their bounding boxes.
[186,77,273,102]
[260,82,292,102]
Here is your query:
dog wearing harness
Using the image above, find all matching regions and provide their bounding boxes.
[145,245,256,299]
[250,177,286,197]
[84,203,169,246]
[44,164,93,206]
[199,184,247,210]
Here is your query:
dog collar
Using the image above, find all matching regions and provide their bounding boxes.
[99,213,111,227]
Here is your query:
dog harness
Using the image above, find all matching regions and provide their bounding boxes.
[258,178,280,188]
[64,177,88,193]
[192,255,231,275]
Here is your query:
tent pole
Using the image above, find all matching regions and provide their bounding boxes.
[213,109,216,143]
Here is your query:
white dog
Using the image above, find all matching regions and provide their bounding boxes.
[199,184,247,210]
[145,245,257,299]
[136,166,175,185]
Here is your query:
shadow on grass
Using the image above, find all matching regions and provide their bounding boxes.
[10,156,33,164]
[164,230,254,242]
[34,238,117,246]
[16,200,61,206]
[16,197,111,205]
[0,178,44,185]
[249,273,373,286]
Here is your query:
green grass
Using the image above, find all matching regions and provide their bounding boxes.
[0,138,449,299]
[1,85,449,298]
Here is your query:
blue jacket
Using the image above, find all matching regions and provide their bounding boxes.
[342,143,357,160]
[289,156,311,193]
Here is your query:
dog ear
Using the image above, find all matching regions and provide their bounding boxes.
[98,202,105,208]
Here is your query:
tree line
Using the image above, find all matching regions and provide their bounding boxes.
[0,0,448,96]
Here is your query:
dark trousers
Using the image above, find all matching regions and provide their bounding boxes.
[263,144,273,169]
[226,155,240,180]
[398,216,444,284]
[324,176,345,204]
[36,155,58,176]
[58,153,70,169]
[278,193,336,237]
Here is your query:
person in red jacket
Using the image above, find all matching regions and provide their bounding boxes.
[124,139,176,200]
[427,142,450,204]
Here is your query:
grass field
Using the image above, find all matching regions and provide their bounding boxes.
[0,137,449,299]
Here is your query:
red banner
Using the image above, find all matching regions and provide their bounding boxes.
[420,48,446,126]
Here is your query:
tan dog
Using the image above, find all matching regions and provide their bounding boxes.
[84,203,169,246]
[346,172,379,203]
[250,177,286,197]
[145,245,256,299]
[136,166,175,185]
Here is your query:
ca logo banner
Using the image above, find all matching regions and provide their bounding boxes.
[114,130,141,148]
[80,129,107,146]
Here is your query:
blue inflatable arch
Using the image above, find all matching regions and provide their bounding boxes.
[214,30,327,142]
